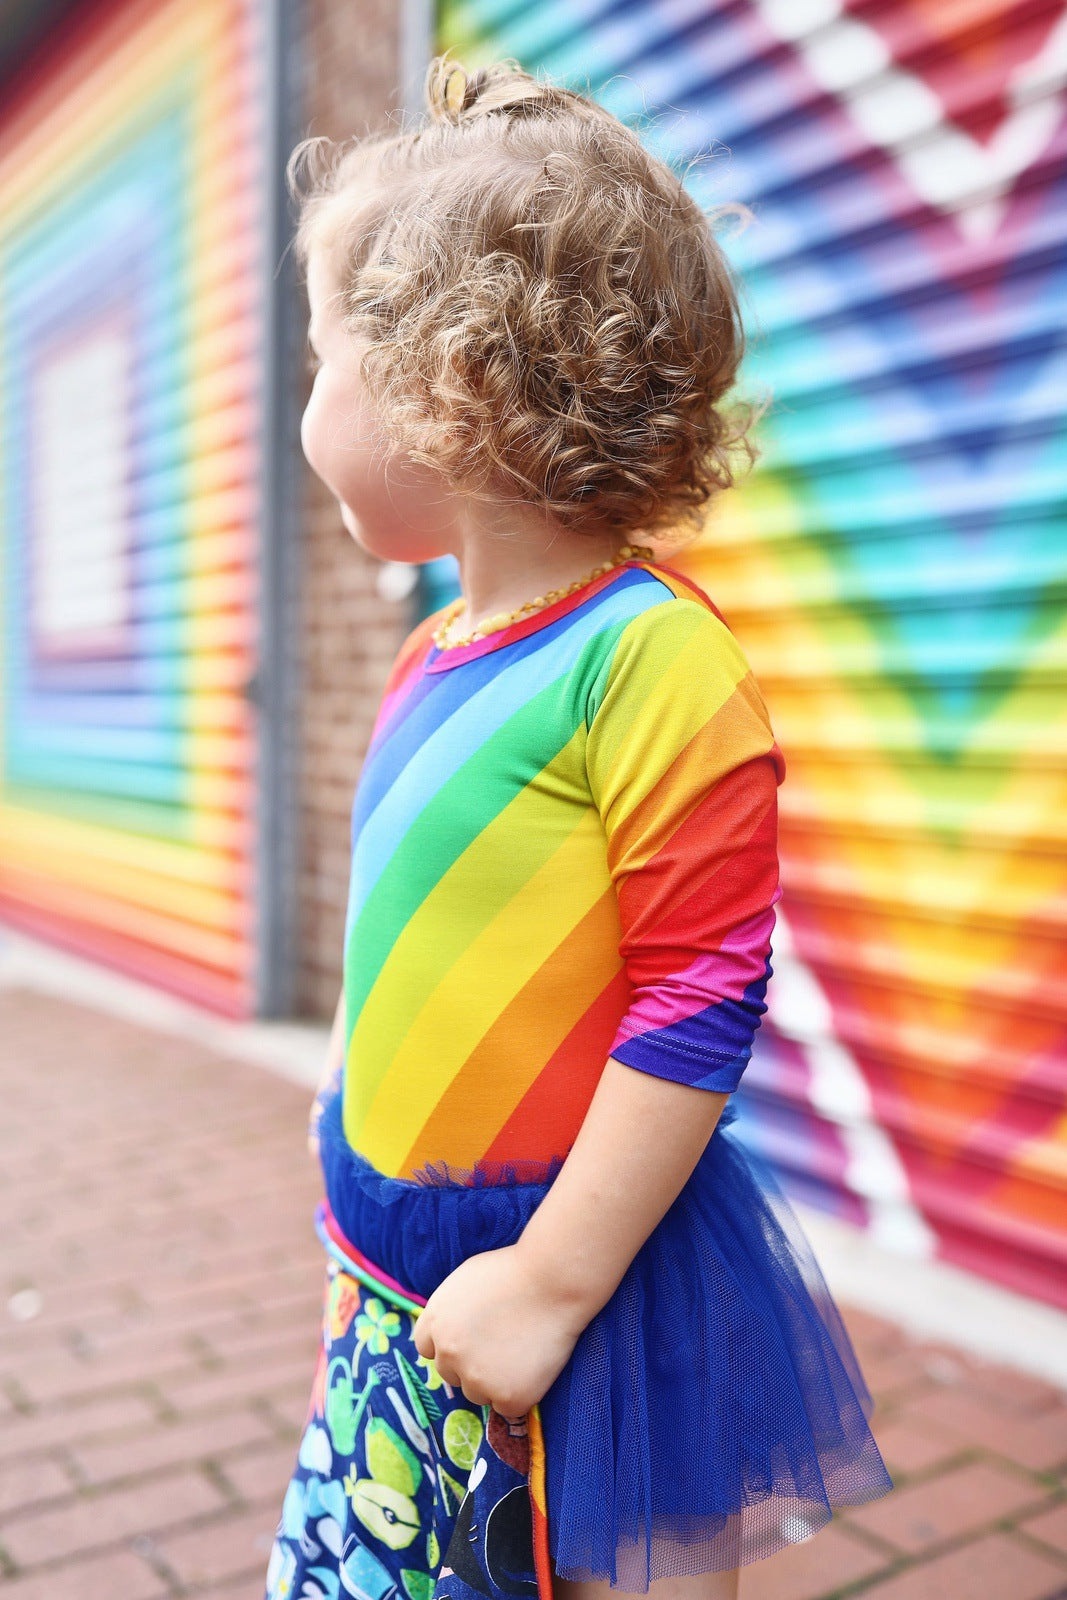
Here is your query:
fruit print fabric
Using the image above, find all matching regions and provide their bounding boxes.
[265,1252,551,1600]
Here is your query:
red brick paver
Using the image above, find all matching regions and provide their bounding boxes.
[2,984,1066,1600]
[844,1459,1048,1554]
[740,1524,889,1599]
[0,988,320,1597]
[1021,1501,1067,1562]
[845,1532,1067,1600]
[0,1548,169,1600]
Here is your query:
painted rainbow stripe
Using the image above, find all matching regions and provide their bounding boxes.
[0,0,264,1012]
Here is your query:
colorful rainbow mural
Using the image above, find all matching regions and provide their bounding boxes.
[437,0,1067,1307]
[0,0,266,1014]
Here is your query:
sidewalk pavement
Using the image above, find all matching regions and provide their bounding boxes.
[1,985,1066,1600]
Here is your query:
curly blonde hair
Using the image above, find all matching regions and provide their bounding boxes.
[287,56,757,544]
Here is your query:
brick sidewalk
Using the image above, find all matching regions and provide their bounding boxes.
[1,986,1065,1600]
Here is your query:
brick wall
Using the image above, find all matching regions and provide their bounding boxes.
[291,0,409,1018]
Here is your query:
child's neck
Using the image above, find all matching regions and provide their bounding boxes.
[450,512,629,629]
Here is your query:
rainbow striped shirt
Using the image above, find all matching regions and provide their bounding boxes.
[340,559,785,1182]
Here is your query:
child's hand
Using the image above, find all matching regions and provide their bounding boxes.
[412,1243,588,1418]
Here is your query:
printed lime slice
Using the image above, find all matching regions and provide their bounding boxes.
[349,1479,421,1550]
[442,1407,484,1472]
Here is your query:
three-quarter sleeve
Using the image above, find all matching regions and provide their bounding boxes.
[584,598,785,1092]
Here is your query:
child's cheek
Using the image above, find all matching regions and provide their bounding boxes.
[299,384,328,483]
[300,376,365,500]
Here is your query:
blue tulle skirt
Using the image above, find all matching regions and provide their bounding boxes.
[318,1089,892,1588]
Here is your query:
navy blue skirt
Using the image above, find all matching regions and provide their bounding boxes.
[316,1088,892,1588]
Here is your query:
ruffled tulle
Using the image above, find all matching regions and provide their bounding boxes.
[317,1089,892,1588]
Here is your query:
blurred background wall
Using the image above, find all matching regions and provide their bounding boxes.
[0,0,1064,1309]
[433,0,1067,1310]
[0,0,409,1021]
[0,0,269,1013]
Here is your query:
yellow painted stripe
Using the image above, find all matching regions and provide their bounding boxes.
[0,803,242,881]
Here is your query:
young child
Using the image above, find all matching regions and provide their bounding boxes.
[267,56,892,1600]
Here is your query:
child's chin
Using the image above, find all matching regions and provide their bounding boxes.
[339,503,383,556]
[342,506,450,566]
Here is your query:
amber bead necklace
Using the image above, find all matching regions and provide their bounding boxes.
[433,542,655,652]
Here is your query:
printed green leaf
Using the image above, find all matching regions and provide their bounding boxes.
[402,1570,435,1600]
[396,1350,443,1425]
[436,1464,466,1516]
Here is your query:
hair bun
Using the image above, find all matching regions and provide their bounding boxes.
[425,59,469,124]
[424,55,579,127]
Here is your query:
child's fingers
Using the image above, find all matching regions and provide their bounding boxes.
[434,1355,464,1390]
[412,1310,434,1359]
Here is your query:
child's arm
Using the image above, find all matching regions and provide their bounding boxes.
[413,1059,729,1417]
[513,1058,731,1316]
[308,985,346,1159]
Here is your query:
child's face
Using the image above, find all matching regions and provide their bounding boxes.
[301,248,458,563]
